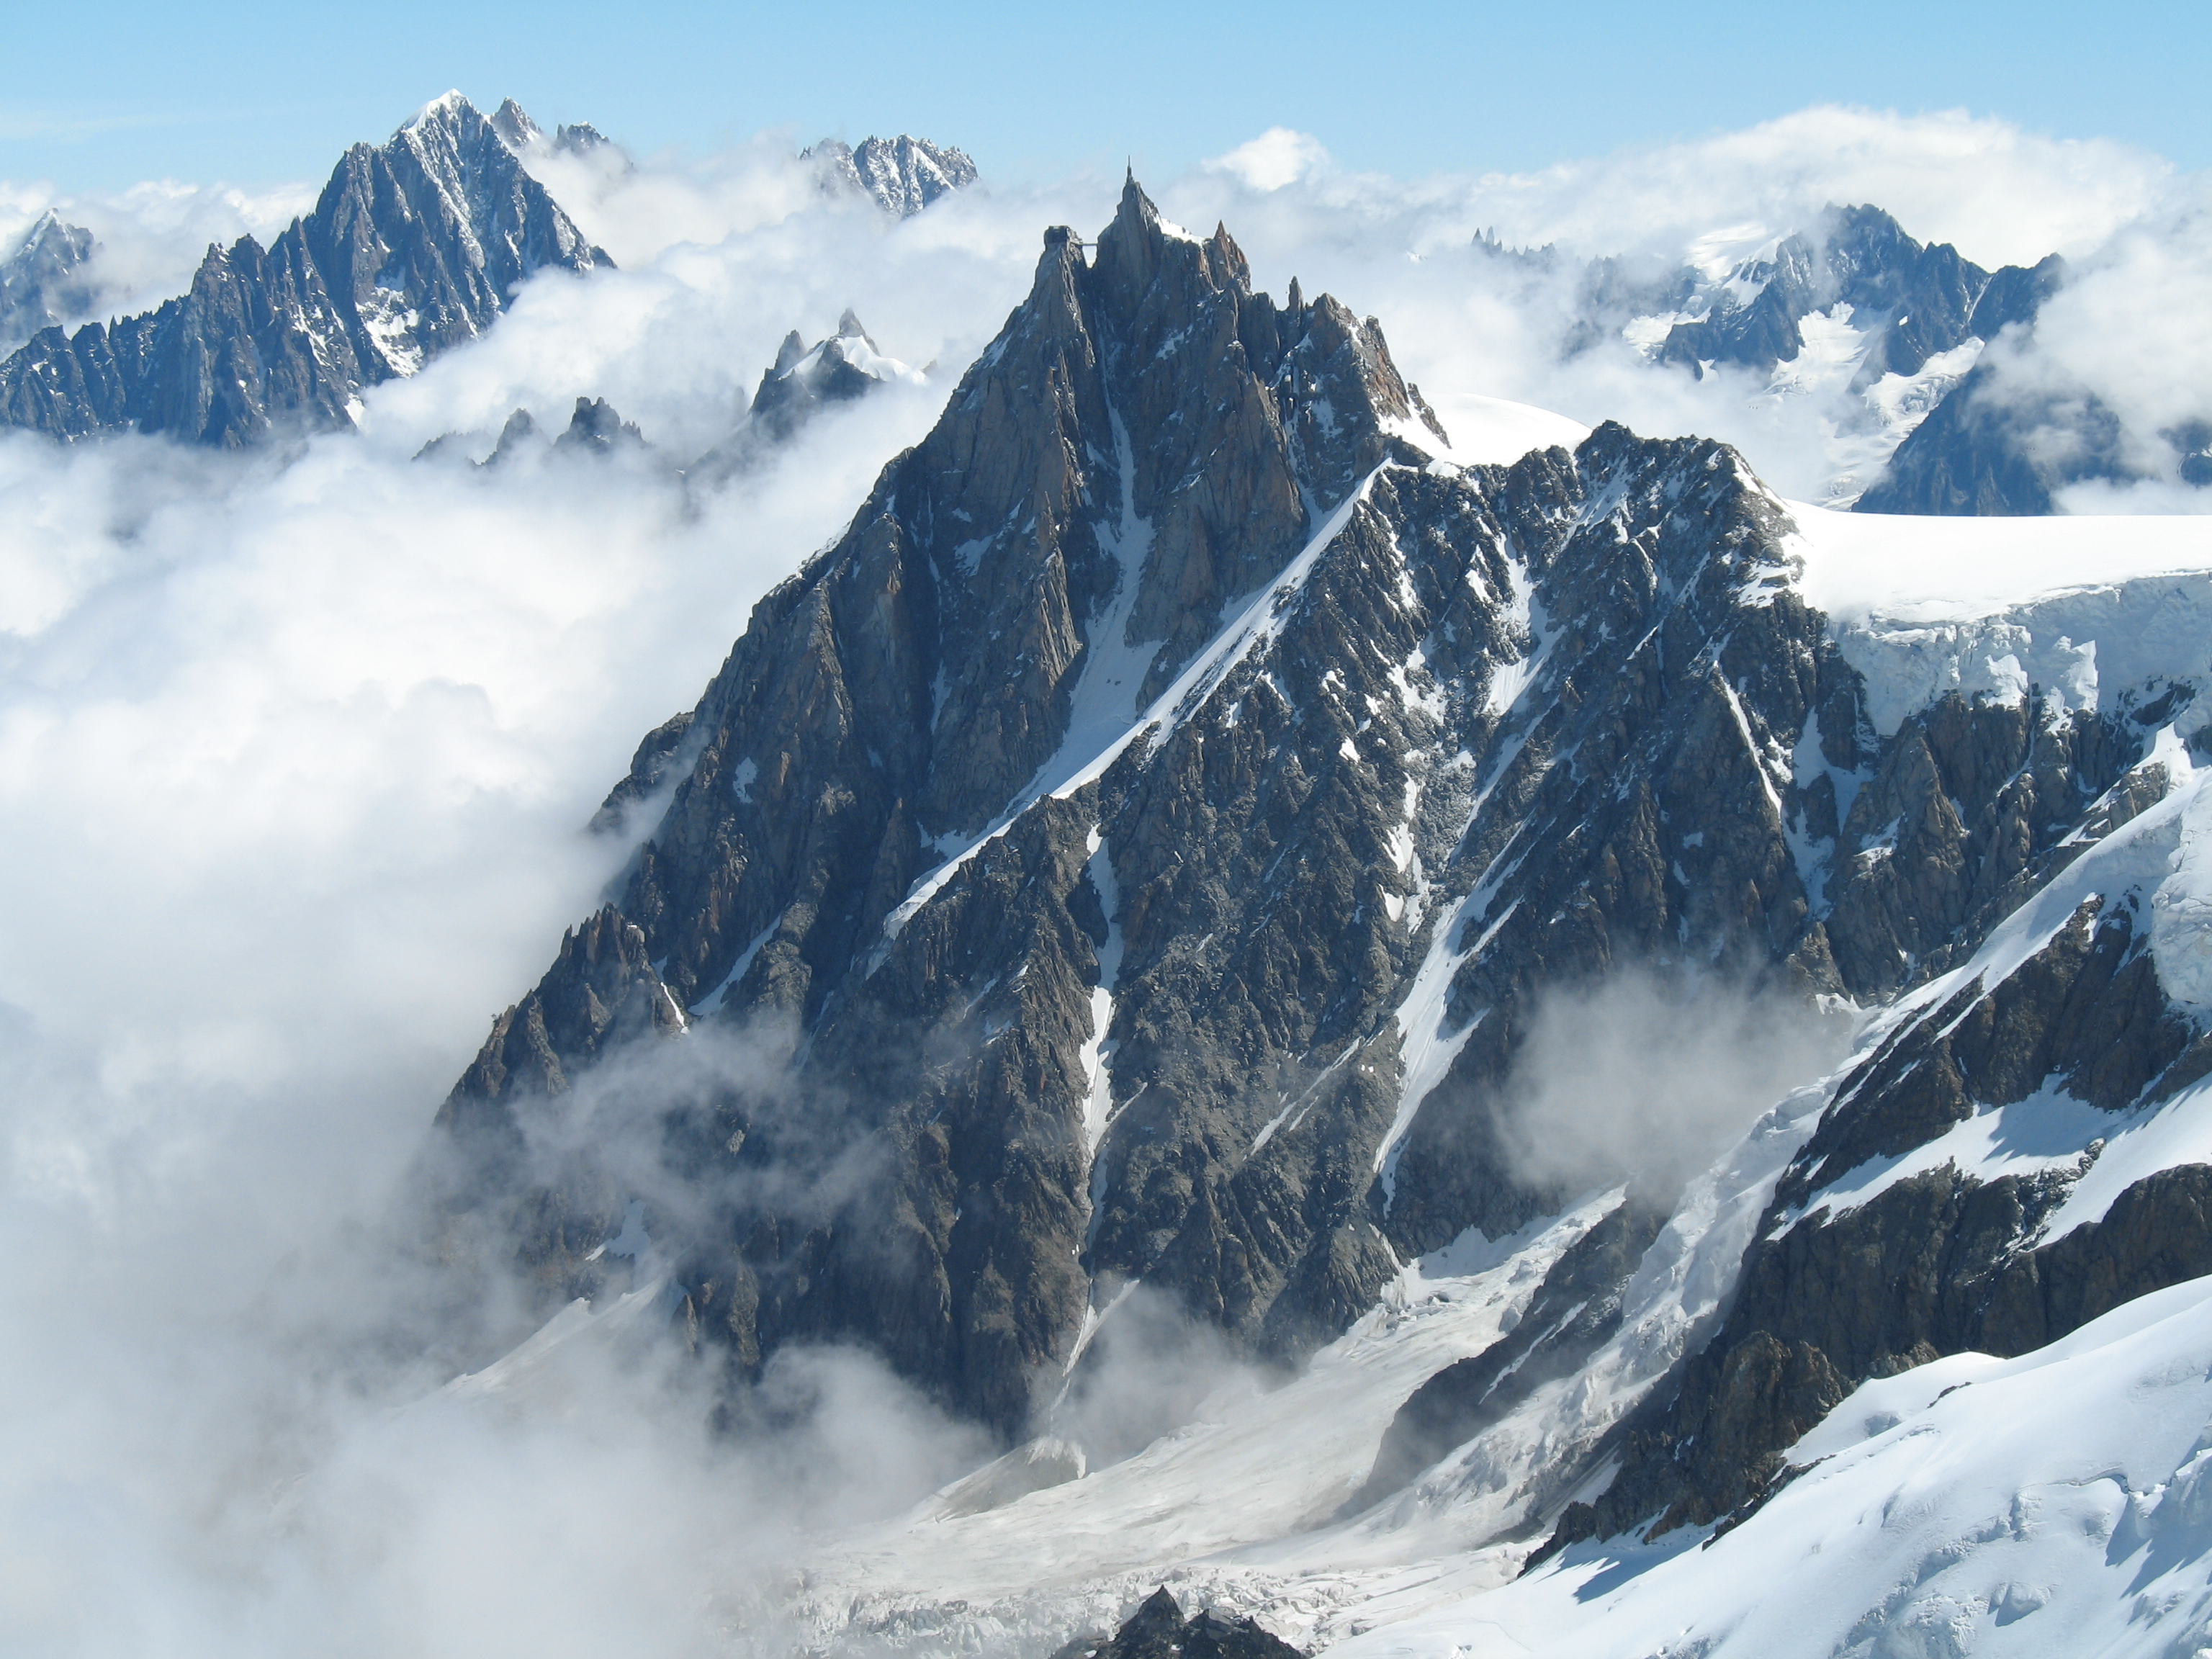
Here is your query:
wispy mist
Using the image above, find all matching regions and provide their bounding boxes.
[1491,968,1855,1200]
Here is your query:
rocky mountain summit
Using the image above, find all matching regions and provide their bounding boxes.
[1636,204,2054,389]
[808,135,979,217]
[690,310,920,480]
[0,211,100,354]
[1563,202,2072,511]
[0,93,606,446]
[433,176,2212,1642]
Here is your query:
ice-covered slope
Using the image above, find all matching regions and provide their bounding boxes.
[1329,1274,2212,1659]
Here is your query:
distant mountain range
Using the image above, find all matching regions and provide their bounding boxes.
[805,135,979,217]
[1490,200,2200,516]
[0,100,2188,518]
[0,94,606,446]
[0,96,978,448]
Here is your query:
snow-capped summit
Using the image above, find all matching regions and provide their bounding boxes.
[0,94,608,444]
[687,310,922,482]
[406,88,472,128]
[749,309,917,431]
[0,210,99,354]
[806,134,979,217]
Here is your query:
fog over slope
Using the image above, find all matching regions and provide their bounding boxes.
[4,99,2212,1658]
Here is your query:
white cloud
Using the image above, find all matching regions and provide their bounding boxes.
[1207,127,1332,193]
[1491,969,1853,1200]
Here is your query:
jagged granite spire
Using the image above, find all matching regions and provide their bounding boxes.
[0,211,99,354]
[0,94,609,446]
[488,96,542,151]
[687,310,916,482]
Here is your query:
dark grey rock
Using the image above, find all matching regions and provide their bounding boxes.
[1051,1588,1302,1659]
[554,396,644,455]
[1853,367,2118,516]
[433,174,2212,1520]
[1840,252,2211,518]
[439,174,1940,1437]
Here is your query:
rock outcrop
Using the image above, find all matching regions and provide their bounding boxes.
[1051,1588,1302,1659]
[691,311,914,481]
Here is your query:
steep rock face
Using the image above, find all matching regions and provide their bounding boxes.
[1854,369,2114,517]
[454,178,1454,1428]
[1849,254,2139,517]
[435,907,688,1306]
[439,906,687,1153]
[0,94,606,446]
[0,212,99,354]
[433,179,2212,1581]
[1339,682,2182,1521]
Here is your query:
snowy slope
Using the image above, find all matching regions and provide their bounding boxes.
[1328,1274,2212,1659]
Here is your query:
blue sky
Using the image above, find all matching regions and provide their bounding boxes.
[1,0,2203,194]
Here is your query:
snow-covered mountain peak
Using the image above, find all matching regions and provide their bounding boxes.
[807,132,979,216]
[0,94,607,442]
[405,88,473,130]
